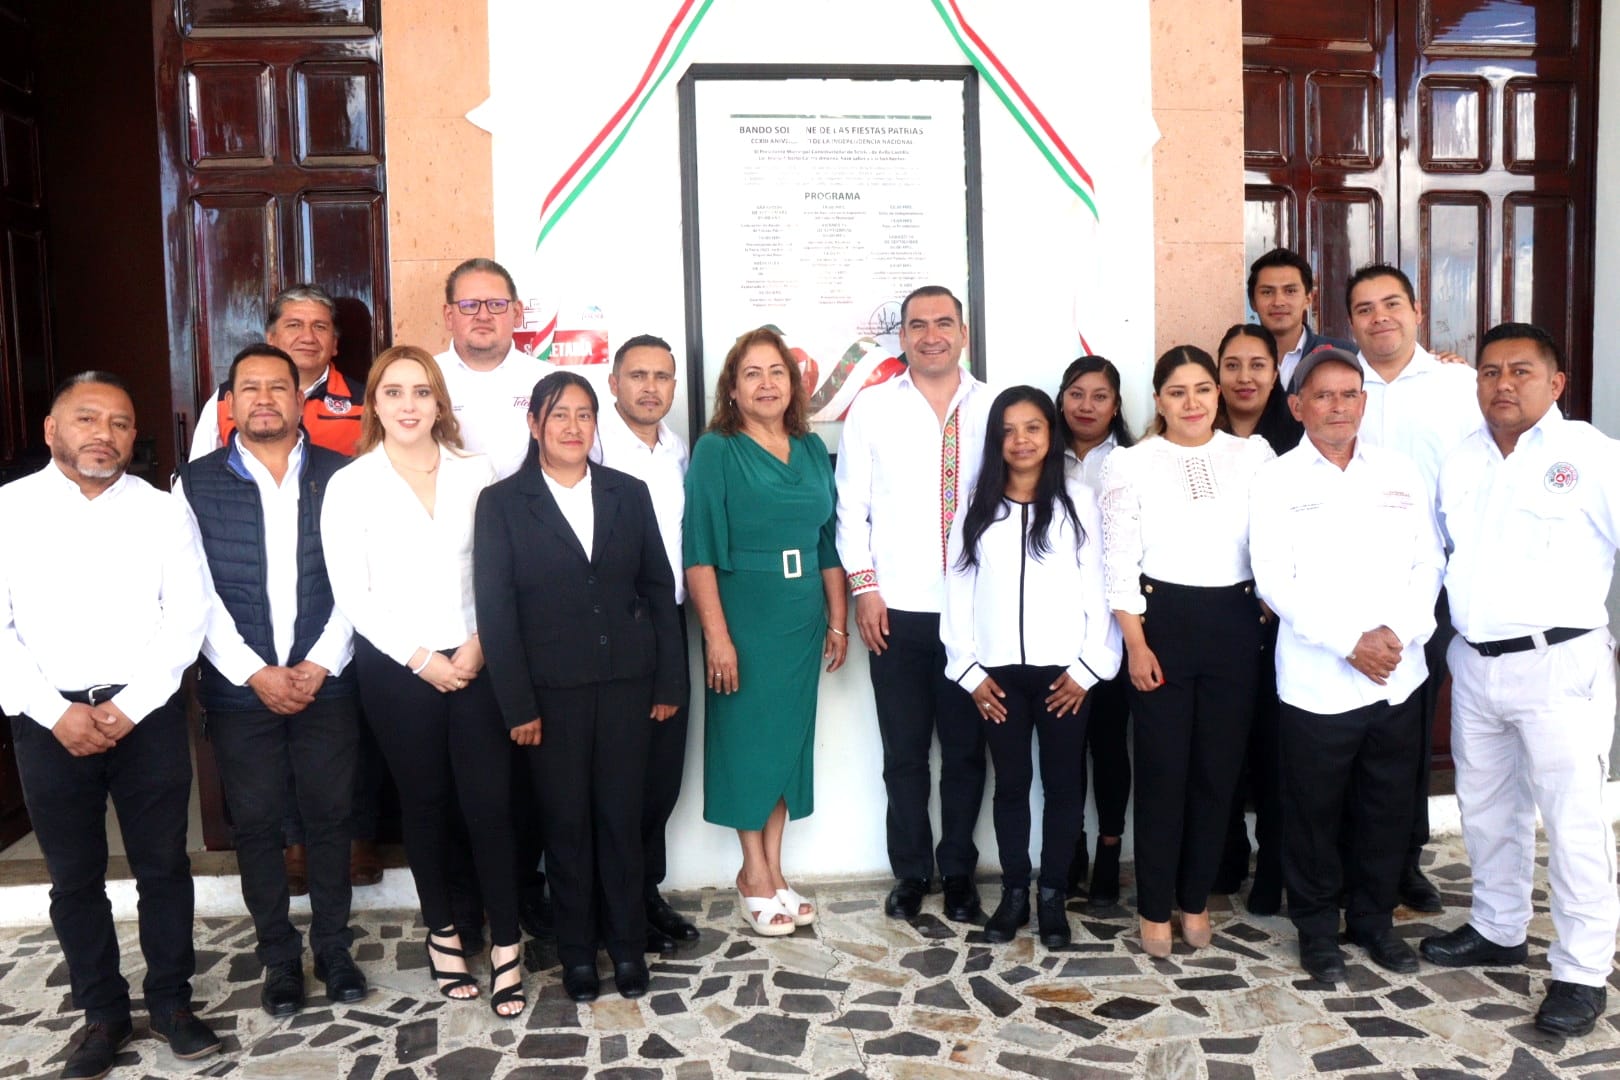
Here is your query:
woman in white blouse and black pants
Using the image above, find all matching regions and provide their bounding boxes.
[1099,346,1274,957]
[322,346,524,1018]
[944,386,1121,948]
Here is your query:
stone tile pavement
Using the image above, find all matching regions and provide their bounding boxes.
[1,836,1617,1078]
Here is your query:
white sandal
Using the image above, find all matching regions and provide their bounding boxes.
[737,890,796,936]
[775,887,816,927]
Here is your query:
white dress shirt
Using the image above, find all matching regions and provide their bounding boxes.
[591,403,689,604]
[0,464,208,728]
[1251,438,1444,713]
[1063,434,1118,492]
[436,345,557,480]
[943,478,1122,692]
[1440,408,1620,642]
[1357,345,1479,496]
[1099,431,1276,614]
[188,365,333,461]
[835,370,992,613]
[176,436,353,685]
[544,469,595,561]
[320,446,495,664]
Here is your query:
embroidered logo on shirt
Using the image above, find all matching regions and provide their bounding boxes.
[1379,490,1415,510]
[1545,462,1579,492]
[324,396,351,414]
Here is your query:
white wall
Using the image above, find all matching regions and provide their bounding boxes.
[474,0,1158,887]
[1594,7,1620,439]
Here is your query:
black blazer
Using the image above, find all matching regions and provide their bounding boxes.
[474,457,686,729]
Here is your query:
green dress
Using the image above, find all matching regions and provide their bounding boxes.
[683,430,841,830]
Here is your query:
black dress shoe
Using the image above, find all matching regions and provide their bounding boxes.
[62,1018,134,1080]
[1418,923,1528,968]
[647,891,700,942]
[314,946,369,1003]
[1348,929,1419,974]
[613,958,650,998]
[1036,886,1070,948]
[1299,935,1347,982]
[982,886,1030,944]
[1087,841,1121,910]
[884,878,927,919]
[261,960,306,1017]
[942,875,982,922]
[561,964,600,1002]
[645,925,677,954]
[1398,862,1444,913]
[1536,980,1607,1037]
[149,1007,222,1060]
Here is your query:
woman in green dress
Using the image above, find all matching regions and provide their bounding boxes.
[684,326,849,936]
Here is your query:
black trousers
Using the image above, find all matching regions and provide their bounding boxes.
[1220,616,1283,890]
[1412,588,1453,856]
[643,605,691,891]
[1281,691,1421,938]
[12,697,194,1023]
[1081,671,1131,837]
[530,678,652,967]
[283,704,383,845]
[868,608,986,881]
[208,696,358,965]
[1129,578,1263,922]
[982,664,1090,890]
[354,637,519,947]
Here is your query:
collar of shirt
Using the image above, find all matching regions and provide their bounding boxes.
[302,367,331,399]
[43,459,131,504]
[1481,405,1563,462]
[892,366,981,416]
[230,433,306,487]
[1359,343,1439,386]
[1295,432,1373,473]
[444,344,527,373]
[596,399,682,459]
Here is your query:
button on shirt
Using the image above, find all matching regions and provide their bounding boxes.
[320,447,496,664]
[591,403,688,604]
[0,464,209,728]
[176,436,353,684]
[436,345,557,480]
[835,370,991,613]
[1358,345,1479,496]
[1250,439,1445,713]
[1099,431,1276,614]
[1440,409,1620,642]
[943,479,1123,692]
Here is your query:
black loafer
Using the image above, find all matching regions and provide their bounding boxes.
[314,946,369,1003]
[149,1007,222,1060]
[647,891,700,942]
[983,886,1030,944]
[62,1018,134,1080]
[562,963,600,1003]
[1036,886,1070,948]
[942,875,983,922]
[1536,980,1607,1037]
[884,878,927,919]
[261,960,305,1017]
[645,925,677,954]
[1299,935,1346,982]
[1398,862,1444,913]
[1349,930,1419,974]
[613,958,650,999]
[1419,924,1528,968]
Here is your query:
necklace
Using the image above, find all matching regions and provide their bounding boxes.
[388,449,440,474]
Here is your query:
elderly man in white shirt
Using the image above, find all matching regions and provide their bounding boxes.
[589,333,697,952]
[0,372,220,1078]
[1423,322,1620,1038]
[835,284,992,923]
[1250,347,1445,985]
[1344,262,1479,912]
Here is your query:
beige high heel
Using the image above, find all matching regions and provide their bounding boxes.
[1139,916,1173,958]
[1181,909,1213,949]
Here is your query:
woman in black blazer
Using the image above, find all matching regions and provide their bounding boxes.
[474,371,685,1003]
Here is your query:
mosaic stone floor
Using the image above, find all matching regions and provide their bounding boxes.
[2,836,1618,1079]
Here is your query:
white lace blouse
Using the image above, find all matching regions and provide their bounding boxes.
[1098,431,1276,614]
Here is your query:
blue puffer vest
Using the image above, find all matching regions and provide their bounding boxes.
[178,439,355,711]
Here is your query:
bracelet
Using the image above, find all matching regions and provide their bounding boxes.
[828,627,847,637]
[410,652,433,675]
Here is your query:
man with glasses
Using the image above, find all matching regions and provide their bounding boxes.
[435,258,556,480]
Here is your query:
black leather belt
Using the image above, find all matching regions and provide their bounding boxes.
[60,684,126,705]
[1465,627,1593,658]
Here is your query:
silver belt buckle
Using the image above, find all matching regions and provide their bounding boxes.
[782,549,803,579]
[85,684,117,706]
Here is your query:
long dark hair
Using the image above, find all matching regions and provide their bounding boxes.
[957,386,1082,569]
[1147,345,1223,438]
[1058,355,1136,450]
[1214,323,1301,454]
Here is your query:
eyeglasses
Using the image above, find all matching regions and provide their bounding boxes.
[453,298,513,315]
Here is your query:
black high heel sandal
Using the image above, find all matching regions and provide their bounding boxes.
[489,946,526,1019]
[426,928,480,1000]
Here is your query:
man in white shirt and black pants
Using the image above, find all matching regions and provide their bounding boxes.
[590,333,698,952]
[176,345,368,1017]
[1422,322,1620,1036]
[0,372,220,1078]
[836,285,991,922]
[1251,346,1445,983]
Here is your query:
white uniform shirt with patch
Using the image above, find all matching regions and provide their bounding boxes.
[436,345,557,480]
